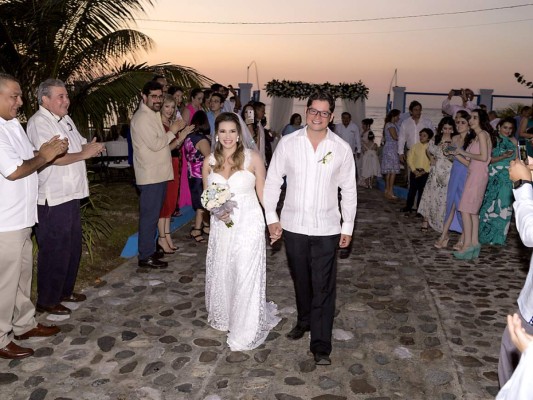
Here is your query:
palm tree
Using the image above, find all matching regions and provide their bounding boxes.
[0,0,212,134]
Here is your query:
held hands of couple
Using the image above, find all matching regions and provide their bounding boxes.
[267,222,282,245]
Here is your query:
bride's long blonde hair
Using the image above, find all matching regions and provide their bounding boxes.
[213,113,245,172]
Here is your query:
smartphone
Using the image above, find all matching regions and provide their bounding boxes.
[518,142,528,163]
[452,89,462,96]
[444,144,457,153]
[245,109,254,125]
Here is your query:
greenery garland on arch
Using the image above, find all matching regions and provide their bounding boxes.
[265,79,369,101]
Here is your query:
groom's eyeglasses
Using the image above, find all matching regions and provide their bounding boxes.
[307,108,331,118]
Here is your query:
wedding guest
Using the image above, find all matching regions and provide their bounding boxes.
[168,86,185,120]
[518,103,533,157]
[361,118,374,145]
[211,83,241,113]
[434,110,471,249]
[360,132,380,189]
[498,159,533,389]
[380,110,401,199]
[178,88,204,211]
[130,81,175,269]
[334,112,361,160]
[489,110,501,130]
[264,91,357,366]
[479,117,517,245]
[241,103,265,163]
[515,106,531,141]
[417,117,458,232]
[202,112,281,351]
[27,79,105,314]
[451,109,497,260]
[183,110,211,242]
[0,73,64,359]
[442,88,476,117]
[157,95,193,253]
[207,93,224,139]
[401,128,433,214]
[398,100,434,164]
[152,75,169,94]
[282,113,303,136]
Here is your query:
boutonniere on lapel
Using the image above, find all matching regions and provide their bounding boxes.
[319,151,333,165]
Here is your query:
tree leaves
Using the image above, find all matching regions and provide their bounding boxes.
[0,0,213,133]
[514,72,533,89]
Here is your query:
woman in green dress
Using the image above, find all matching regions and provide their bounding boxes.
[479,117,517,245]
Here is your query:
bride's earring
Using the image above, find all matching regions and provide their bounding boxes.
[236,137,239,142]
[216,136,219,142]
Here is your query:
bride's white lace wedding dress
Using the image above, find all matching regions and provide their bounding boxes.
[205,149,281,351]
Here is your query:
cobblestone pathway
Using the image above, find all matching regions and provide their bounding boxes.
[0,188,527,400]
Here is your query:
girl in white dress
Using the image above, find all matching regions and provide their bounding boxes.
[360,132,381,188]
[201,112,280,351]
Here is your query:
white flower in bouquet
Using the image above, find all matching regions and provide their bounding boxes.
[201,183,238,228]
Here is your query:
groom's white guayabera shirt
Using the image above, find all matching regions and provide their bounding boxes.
[264,126,357,236]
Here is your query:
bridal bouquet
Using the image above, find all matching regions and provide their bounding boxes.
[201,183,238,227]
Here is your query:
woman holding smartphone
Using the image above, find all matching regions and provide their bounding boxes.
[478,117,517,245]
[434,110,471,249]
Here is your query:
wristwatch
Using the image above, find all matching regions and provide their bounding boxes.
[513,179,533,190]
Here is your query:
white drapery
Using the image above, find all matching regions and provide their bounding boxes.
[269,96,294,134]
[342,98,365,127]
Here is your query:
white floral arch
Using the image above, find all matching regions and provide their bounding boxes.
[265,80,369,134]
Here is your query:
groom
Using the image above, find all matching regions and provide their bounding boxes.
[264,91,357,365]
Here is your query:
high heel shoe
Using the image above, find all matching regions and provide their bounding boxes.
[157,238,175,255]
[453,241,464,251]
[471,244,481,259]
[434,237,449,249]
[165,233,178,250]
[453,246,476,260]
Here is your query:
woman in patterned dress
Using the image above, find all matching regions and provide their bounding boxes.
[418,117,458,232]
[380,109,401,199]
[478,117,517,245]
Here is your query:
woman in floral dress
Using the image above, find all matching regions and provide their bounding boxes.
[380,109,401,199]
[478,117,517,245]
[417,117,458,232]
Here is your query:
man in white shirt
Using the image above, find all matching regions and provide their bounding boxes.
[207,92,224,141]
[264,91,357,366]
[498,159,533,388]
[442,88,477,117]
[335,112,361,158]
[211,83,241,114]
[27,79,105,316]
[398,100,434,163]
[0,73,66,359]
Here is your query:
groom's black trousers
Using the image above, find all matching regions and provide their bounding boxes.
[284,230,339,355]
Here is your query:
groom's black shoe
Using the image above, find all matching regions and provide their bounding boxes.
[286,325,310,340]
[314,352,331,366]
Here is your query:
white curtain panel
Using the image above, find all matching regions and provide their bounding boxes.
[341,97,366,128]
[269,96,294,134]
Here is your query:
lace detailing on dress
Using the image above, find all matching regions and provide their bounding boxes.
[205,149,280,351]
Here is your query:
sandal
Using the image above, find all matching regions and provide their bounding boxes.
[157,237,175,254]
[190,228,206,243]
[165,232,178,250]
[202,224,210,235]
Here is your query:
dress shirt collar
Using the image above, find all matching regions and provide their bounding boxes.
[297,126,336,141]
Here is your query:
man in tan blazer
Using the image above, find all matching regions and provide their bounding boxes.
[130,81,176,268]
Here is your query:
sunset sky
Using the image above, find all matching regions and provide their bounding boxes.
[133,0,533,107]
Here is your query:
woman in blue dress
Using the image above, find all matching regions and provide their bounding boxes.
[434,110,471,249]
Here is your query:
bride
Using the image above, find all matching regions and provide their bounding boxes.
[202,112,281,351]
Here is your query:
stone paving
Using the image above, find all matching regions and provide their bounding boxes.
[0,188,528,400]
